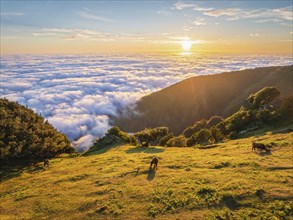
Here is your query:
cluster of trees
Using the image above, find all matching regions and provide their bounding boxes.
[134,127,169,146]
[220,86,286,137]
[91,86,292,151]
[87,86,293,153]
[0,98,74,160]
[131,86,291,148]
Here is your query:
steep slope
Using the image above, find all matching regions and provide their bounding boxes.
[1,132,292,219]
[115,65,293,134]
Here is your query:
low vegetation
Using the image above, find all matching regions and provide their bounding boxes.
[1,131,292,219]
[84,126,137,155]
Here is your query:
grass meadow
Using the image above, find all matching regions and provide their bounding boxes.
[1,131,292,219]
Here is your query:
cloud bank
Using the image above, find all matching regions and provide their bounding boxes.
[1,53,292,151]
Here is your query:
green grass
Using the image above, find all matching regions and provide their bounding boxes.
[1,131,293,219]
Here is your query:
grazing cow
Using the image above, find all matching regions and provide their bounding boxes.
[252,142,270,153]
[150,156,159,170]
[43,159,50,168]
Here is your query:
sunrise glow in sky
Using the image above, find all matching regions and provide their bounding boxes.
[1,1,292,54]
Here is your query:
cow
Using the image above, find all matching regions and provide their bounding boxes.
[150,156,159,170]
[252,142,270,153]
[43,159,50,168]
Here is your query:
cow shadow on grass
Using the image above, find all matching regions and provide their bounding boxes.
[258,151,271,156]
[147,168,156,181]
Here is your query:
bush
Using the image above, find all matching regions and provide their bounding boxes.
[224,110,253,133]
[279,95,293,121]
[91,126,137,151]
[194,129,211,144]
[207,116,223,128]
[106,126,121,136]
[246,86,281,109]
[186,136,196,147]
[210,127,224,143]
[158,133,174,146]
[255,109,278,123]
[134,127,169,147]
[182,119,207,138]
[166,135,187,147]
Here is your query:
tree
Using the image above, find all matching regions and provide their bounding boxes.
[166,135,187,147]
[106,126,121,136]
[210,127,224,143]
[247,86,281,109]
[134,127,169,147]
[278,95,293,121]
[207,116,223,128]
[194,129,211,145]
[0,98,74,160]
[182,119,207,138]
[158,133,174,146]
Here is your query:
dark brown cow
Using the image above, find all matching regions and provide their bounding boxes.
[43,159,50,168]
[150,156,159,170]
[252,142,270,153]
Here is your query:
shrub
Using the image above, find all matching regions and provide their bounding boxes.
[182,119,207,138]
[186,136,196,147]
[253,86,281,108]
[194,129,211,144]
[134,127,169,147]
[158,133,174,146]
[106,126,121,136]
[246,86,281,109]
[255,109,273,123]
[207,116,223,128]
[278,95,293,121]
[91,126,137,151]
[210,127,224,143]
[166,135,187,147]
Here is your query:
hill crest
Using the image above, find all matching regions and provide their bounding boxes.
[115,65,293,134]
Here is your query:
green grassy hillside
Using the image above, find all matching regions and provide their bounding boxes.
[1,131,292,219]
[115,65,293,134]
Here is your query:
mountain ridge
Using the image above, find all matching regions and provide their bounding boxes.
[115,65,293,134]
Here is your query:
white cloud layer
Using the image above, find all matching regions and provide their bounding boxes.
[1,54,292,151]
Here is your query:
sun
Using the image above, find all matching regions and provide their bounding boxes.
[181,40,192,51]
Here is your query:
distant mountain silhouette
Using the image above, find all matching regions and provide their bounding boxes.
[114,65,293,134]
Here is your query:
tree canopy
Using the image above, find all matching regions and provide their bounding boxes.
[0,98,74,160]
[134,127,169,146]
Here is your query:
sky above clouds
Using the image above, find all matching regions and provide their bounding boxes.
[1,1,292,54]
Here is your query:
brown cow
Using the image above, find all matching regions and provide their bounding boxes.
[43,159,50,168]
[252,142,270,153]
[150,156,159,170]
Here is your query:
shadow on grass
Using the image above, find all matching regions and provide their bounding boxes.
[126,146,165,154]
[258,151,271,156]
[220,195,239,210]
[267,166,293,171]
[83,142,124,156]
[147,168,156,181]
[0,158,44,182]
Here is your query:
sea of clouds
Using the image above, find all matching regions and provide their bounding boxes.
[1,53,292,151]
